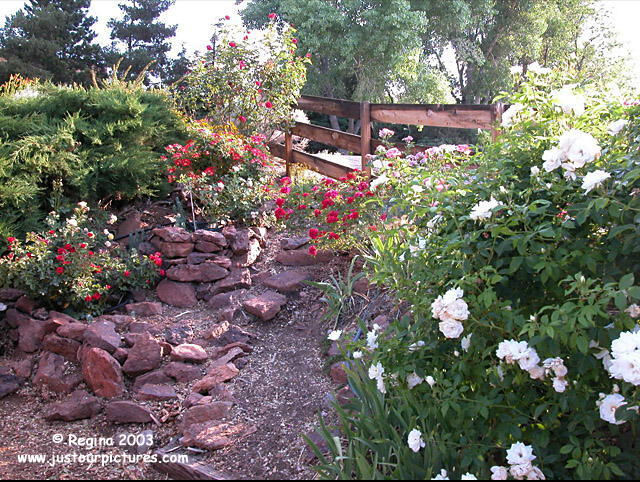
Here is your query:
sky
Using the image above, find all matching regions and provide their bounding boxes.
[0,0,639,86]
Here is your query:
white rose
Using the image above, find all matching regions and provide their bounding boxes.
[598,393,627,425]
[608,119,628,136]
[625,304,640,318]
[581,170,611,193]
[407,428,426,452]
[425,376,436,387]
[552,86,586,116]
[558,129,601,166]
[439,320,464,339]
[506,442,537,465]
[407,373,423,389]
[542,147,564,172]
[328,330,342,341]
[490,466,508,480]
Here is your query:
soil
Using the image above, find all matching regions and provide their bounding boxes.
[0,230,358,480]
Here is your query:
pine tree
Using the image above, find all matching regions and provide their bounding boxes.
[107,0,177,83]
[0,0,103,85]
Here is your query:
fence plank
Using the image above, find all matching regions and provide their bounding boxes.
[268,141,286,160]
[291,150,354,179]
[370,104,494,129]
[360,101,372,175]
[285,131,293,177]
[292,122,361,153]
[298,95,361,119]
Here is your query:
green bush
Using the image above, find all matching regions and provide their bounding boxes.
[0,79,188,242]
[312,73,640,479]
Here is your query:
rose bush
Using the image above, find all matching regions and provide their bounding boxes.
[311,72,640,479]
[0,203,162,315]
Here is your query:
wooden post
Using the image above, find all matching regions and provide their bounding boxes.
[285,131,293,178]
[491,102,505,141]
[360,101,371,177]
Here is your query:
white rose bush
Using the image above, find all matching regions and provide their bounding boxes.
[309,73,640,480]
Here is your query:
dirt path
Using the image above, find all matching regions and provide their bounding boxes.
[0,231,345,480]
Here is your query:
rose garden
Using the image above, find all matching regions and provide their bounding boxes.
[0,9,639,482]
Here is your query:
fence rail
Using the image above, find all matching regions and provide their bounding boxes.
[268,95,503,179]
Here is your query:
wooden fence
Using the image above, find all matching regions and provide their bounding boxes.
[268,95,504,179]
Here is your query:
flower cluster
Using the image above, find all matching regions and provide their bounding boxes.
[607,330,640,386]
[431,288,469,339]
[540,129,601,180]
[469,197,502,221]
[368,362,386,394]
[490,443,545,480]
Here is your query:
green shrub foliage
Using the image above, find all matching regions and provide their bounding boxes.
[0,79,188,241]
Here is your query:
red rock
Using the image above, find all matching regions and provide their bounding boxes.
[11,357,34,378]
[210,347,246,368]
[0,374,22,399]
[164,362,202,383]
[276,248,333,266]
[167,263,228,283]
[209,256,232,270]
[221,225,237,243]
[95,314,134,328]
[263,271,308,292]
[330,362,348,385]
[193,230,227,247]
[138,241,156,255]
[17,318,47,352]
[210,269,251,295]
[81,347,125,398]
[44,390,102,421]
[132,369,173,392]
[116,211,144,238]
[49,311,78,324]
[5,308,29,328]
[113,347,129,364]
[33,352,82,394]
[152,226,192,243]
[15,295,36,314]
[156,279,197,308]
[105,401,153,424]
[171,344,208,363]
[242,291,287,321]
[230,229,250,255]
[280,236,310,250]
[42,333,81,362]
[180,422,256,450]
[353,277,371,294]
[207,290,249,309]
[212,342,253,358]
[154,240,194,258]
[232,238,261,267]
[192,364,239,394]
[32,308,49,320]
[182,393,210,409]
[84,320,121,353]
[135,383,178,401]
[128,322,153,334]
[164,257,188,266]
[125,302,163,316]
[123,333,162,376]
[205,322,252,346]
[194,241,222,253]
[181,402,233,431]
[187,252,217,264]
[0,288,24,301]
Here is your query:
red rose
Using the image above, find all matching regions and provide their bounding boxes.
[308,245,318,256]
[268,13,277,19]
[207,45,213,50]
[225,15,230,20]
[292,38,298,44]
[56,267,64,274]
[92,293,101,301]
[309,228,320,239]
[265,101,273,109]
[276,198,286,207]
[7,237,16,244]
[124,271,131,277]
[229,42,237,47]
[159,269,166,277]
[239,115,247,123]
[85,295,93,302]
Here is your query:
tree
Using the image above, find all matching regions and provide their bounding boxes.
[107,0,177,83]
[0,0,103,85]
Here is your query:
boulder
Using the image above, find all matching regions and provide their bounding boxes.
[193,230,227,247]
[135,384,178,402]
[5,308,29,328]
[210,269,251,295]
[156,279,197,308]
[0,287,25,302]
[15,295,36,314]
[207,289,249,309]
[123,333,162,376]
[230,229,250,255]
[187,252,218,265]
[221,225,237,242]
[263,271,308,293]
[242,291,287,321]
[33,352,82,394]
[153,240,194,258]
[84,320,121,353]
[167,264,228,283]
[42,333,81,362]
[105,401,153,424]
[152,227,192,243]
[56,322,87,342]
[194,241,222,253]
[171,344,208,364]
[125,302,163,317]
[17,317,47,352]
[206,322,252,346]
[0,374,22,399]
[231,238,261,268]
[44,390,102,422]
[11,357,34,379]
[280,236,310,250]
[81,347,125,398]
[164,362,202,383]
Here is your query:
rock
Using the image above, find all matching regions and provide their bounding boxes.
[0,287,25,302]
[194,241,222,253]
[164,362,202,383]
[113,347,129,364]
[42,333,81,362]
[33,352,82,394]
[230,229,250,255]
[280,236,310,250]
[5,308,29,328]
[208,383,236,401]
[11,357,34,378]
[164,258,188,267]
[125,302,163,317]
[181,402,233,431]
[84,320,121,353]
[95,314,134,328]
[242,291,287,321]
[210,269,251,295]
[212,342,253,358]
[117,211,144,238]
[187,252,217,265]
[276,248,333,266]
[32,308,49,320]
[154,240,195,258]
[136,384,178,402]
[372,314,391,332]
[0,374,22,399]
[123,333,162,376]
[221,225,237,243]
[206,322,252,346]
[353,277,371,294]
[138,242,156,255]
[160,342,172,357]
[180,422,256,451]
[250,227,268,246]
[44,390,102,422]
[182,393,209,409]
[131,289,152,302]
[105,401,154,424]
[171,344,208,364]
[132,370,173,392]
[192,364,239,394]
[17,318,47,352]
[263,271,308,292]
[330,362,348,385]
[49,310,79,325]
[163,325,195,345]
[152,227,193,243]
[193,230,227,247]
[15,295,36,314]
[232,238,261,268]
[81,347,125,398]
[156,279,197,308]
[129,322,153,334]
[167,264,228,283]
[210,347,246,369]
